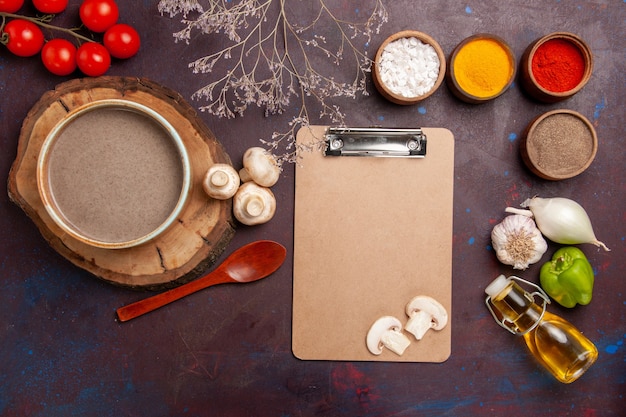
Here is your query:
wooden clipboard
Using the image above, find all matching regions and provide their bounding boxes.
[293,126,454,362]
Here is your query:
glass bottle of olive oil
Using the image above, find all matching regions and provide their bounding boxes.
[485,275,598,384]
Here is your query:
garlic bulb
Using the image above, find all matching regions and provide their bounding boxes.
[506,196,610,251]
[491,214,548,270]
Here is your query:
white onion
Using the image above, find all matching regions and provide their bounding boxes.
[505,196,610,251]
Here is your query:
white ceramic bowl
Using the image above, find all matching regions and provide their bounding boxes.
[37,99,191,249]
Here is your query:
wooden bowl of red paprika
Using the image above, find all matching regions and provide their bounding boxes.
[519,32,593,103]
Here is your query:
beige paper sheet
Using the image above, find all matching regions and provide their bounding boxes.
[293,126,454,362]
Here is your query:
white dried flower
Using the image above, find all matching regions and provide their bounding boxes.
[158,0,203,18]
[158,0,388,165]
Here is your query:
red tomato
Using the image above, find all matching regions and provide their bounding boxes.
[41,38,76,76]
[76,42,110,76]
[0,0,24,13]
[79,0,119,33]
[103,24,140,59]
[32,0,68,14]
[2,19,45,57]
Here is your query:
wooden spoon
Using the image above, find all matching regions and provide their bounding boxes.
[116,240,287,322]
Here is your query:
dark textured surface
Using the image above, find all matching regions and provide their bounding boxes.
[1,1,624,416]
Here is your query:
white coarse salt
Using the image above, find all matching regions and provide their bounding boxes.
[378,37,440,98]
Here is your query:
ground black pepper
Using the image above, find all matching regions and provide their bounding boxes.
[528,113,594,177]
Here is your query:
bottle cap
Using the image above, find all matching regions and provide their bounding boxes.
[485,274,510,297]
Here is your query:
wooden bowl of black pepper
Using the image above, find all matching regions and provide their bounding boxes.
[521,109,597,180]
[372,30,446,105]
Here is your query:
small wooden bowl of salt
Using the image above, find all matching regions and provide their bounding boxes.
[372,30,446,105]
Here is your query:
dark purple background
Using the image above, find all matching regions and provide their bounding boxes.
[1,1,624,416]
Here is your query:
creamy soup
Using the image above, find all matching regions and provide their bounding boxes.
[45,107,184,244]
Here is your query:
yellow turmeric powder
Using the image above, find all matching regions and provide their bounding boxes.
[453,38,514,98]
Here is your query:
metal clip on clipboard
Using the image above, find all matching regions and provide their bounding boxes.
[324,127,427,157]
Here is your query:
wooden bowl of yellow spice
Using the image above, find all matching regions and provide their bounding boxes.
[446,34,516,104]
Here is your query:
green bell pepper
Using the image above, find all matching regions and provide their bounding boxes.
[539,247,594,308]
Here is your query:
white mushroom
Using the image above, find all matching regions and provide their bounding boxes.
[239,147,280,187]
[202,164,240,200]
[404,296,448,340]
[232,182,276,225]
[366,316,411,356]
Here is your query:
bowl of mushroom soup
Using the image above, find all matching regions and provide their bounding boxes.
[37,99,192,249]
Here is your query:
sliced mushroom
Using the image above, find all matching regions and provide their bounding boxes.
[404,296,448,340]
[366,316,411,356]
[233,182,276,225]
[239,147,280,187]
[203,164,240,200]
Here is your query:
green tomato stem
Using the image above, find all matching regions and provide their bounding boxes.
[0,16,8,44]
[0,12,95,44]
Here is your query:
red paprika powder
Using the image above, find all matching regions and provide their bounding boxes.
[531,39,585,92]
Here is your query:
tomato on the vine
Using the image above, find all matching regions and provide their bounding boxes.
[76,42,110,76]
[2,19,45,57]
[32,0,68,14]
[103,23,139,59]
[0,0,24,13]
[79,0,119,33]
[41,38,76,76]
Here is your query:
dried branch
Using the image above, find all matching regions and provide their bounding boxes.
[158,0,388,165]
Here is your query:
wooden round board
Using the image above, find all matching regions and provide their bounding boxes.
[8,77,235,290]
